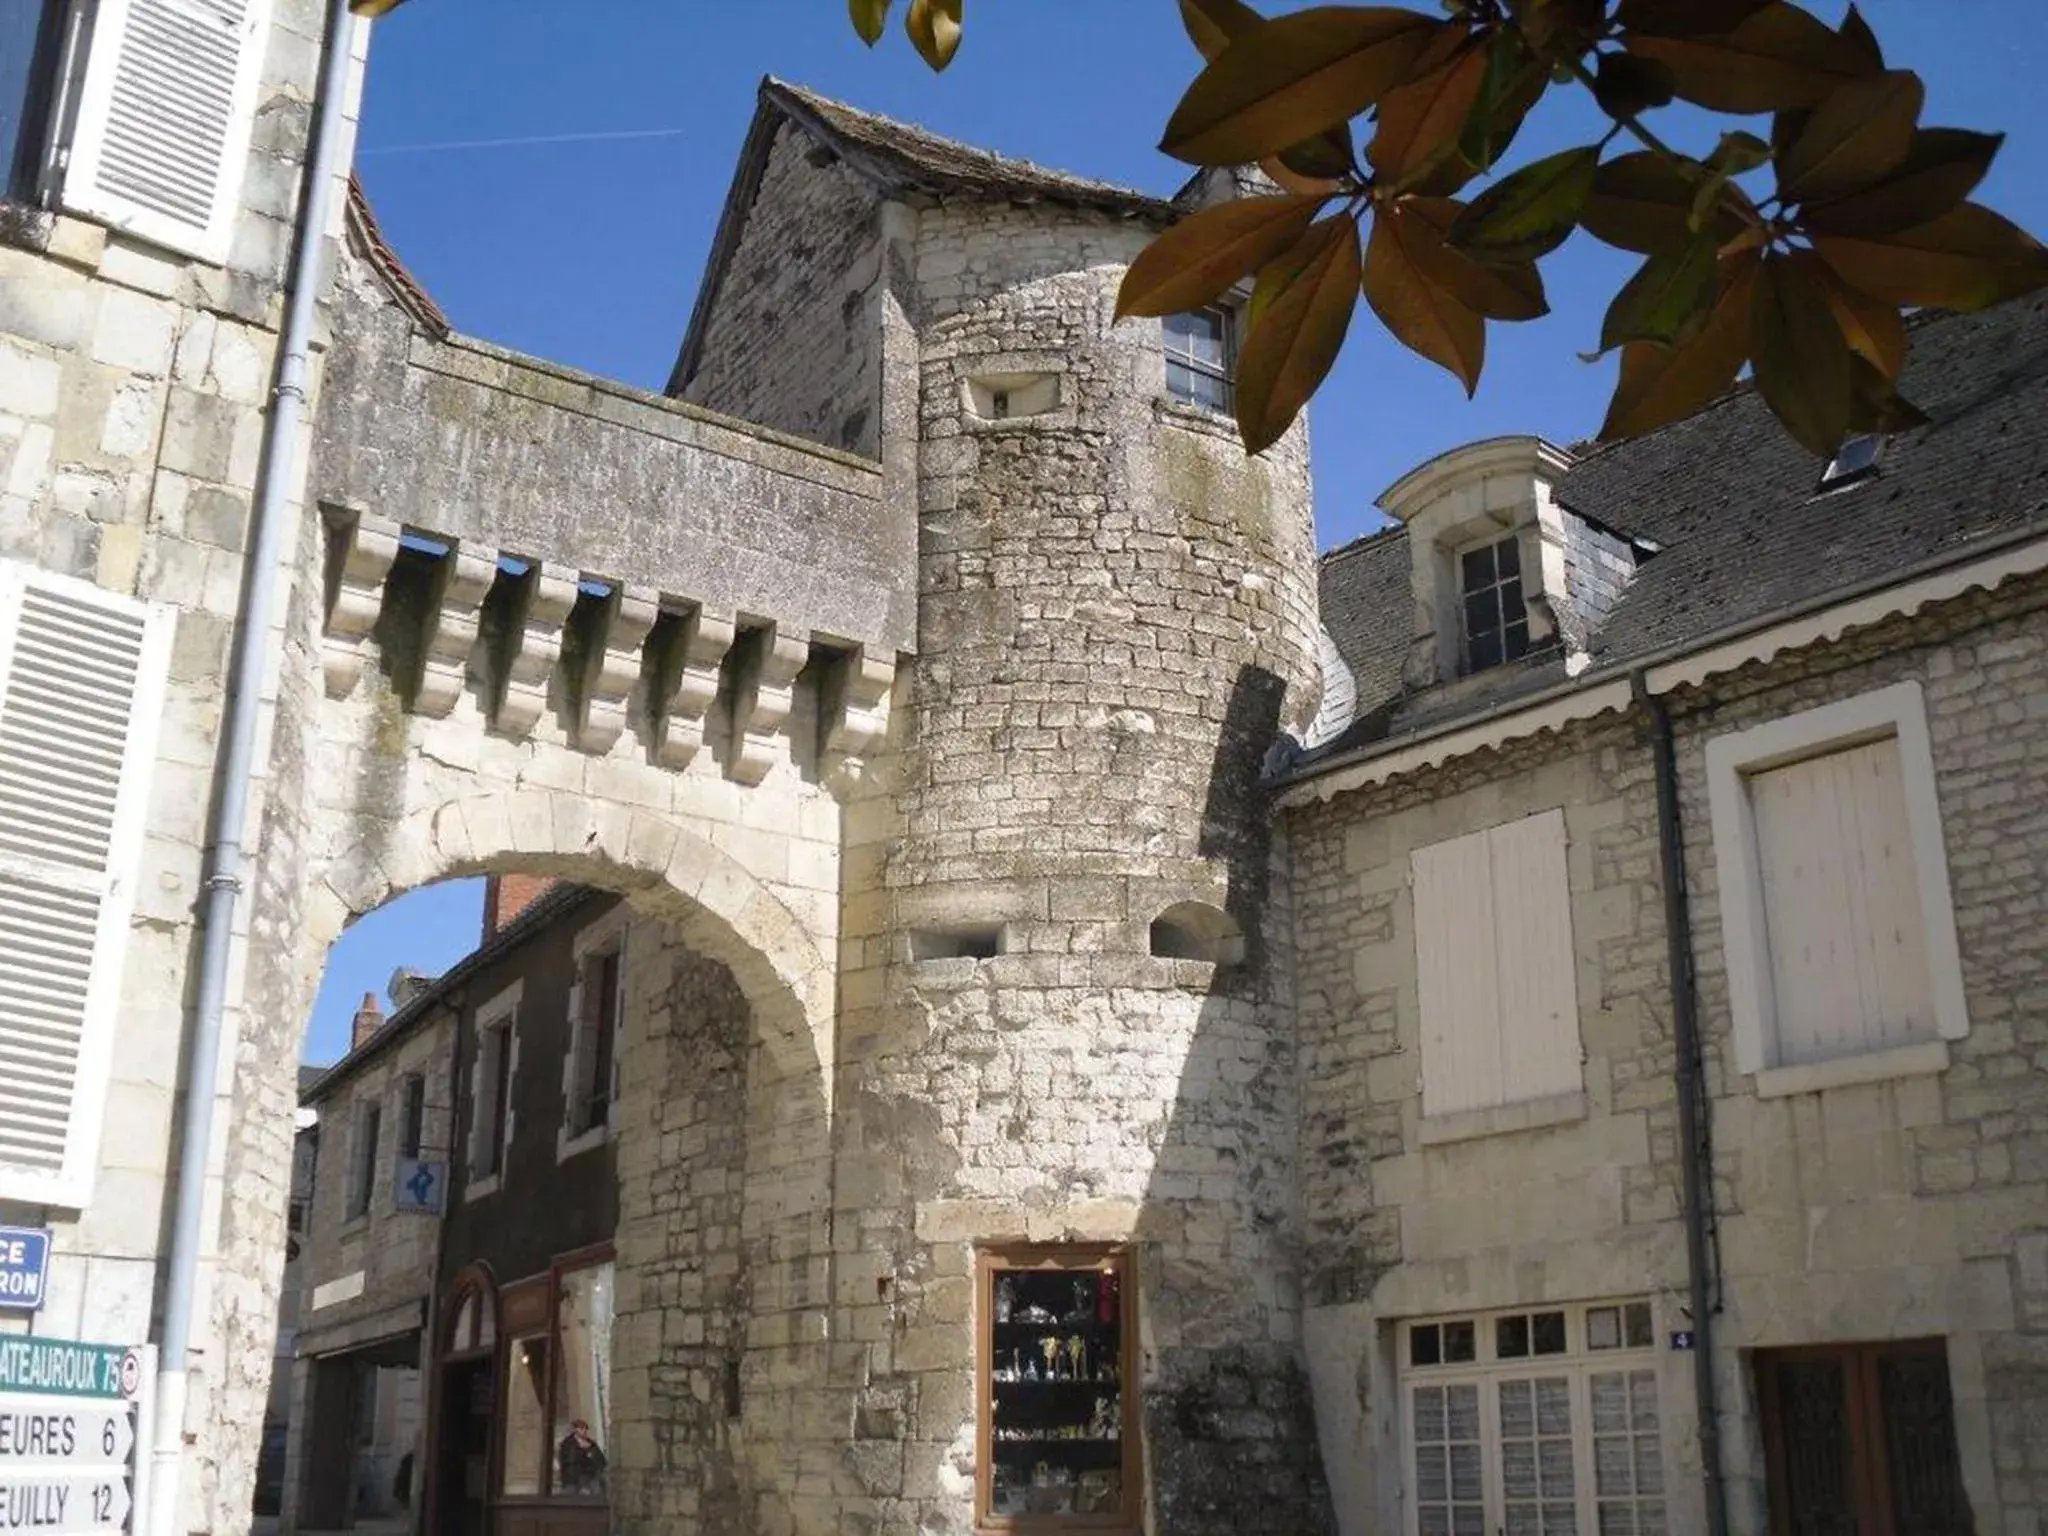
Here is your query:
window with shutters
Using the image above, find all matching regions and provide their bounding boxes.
[558,914,624,1160]
[0,562,171,1209]
[1401,1299,1667,1536]
[465,981,519,1200]
[62,0,275,263]
[1705,683,1968,1098]
[345,1098,379,1221]
[1410,809,1584,1136]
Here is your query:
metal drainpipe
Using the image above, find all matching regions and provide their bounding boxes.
[1634,673,1730,1536]
[147,1,358,1532]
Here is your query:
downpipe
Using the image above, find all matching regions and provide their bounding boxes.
[147,1,357,1531]
[1634,674,1731,1536]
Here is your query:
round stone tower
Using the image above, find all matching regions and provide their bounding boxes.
[833,184,1331,1534]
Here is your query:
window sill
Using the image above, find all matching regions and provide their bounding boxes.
[965,408,1079,434]
[1419,1090,1588,1147]
[1753,1040,1950,1099]
[1154,396,1241,445]
[465,1173,502,1203]
[339,1212,370,1235]
[556,1123,611,1163]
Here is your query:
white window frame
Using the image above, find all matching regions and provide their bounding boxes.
[558,909,627,1162]
[0,562,172,1209]
[1398,1299,1667,1536]
[1705,680,1968,1098]
[465,980,521,1201]
[1162,304,1236,413]
[1457,530,1533,675]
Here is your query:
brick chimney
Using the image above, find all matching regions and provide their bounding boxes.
[483,874,557,940]
[351,992,384,1050]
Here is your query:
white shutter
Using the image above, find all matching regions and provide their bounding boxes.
[1413,810,1583,1119]
[63,0,274,264]
[0,564,172,1208]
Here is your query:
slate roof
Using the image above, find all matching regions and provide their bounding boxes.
[1307,292,2048,769]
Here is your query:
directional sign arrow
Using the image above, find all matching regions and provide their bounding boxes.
[0,1401,134,1469]
[0,1469,131,1533]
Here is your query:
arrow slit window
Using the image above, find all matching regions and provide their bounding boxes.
[977,1244,1140,1528]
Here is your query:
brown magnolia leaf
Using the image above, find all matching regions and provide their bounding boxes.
[1837,4,1884,71]
[1364,207,1486,394]
[1802,128,2003,238]
[1459,29,1544,177]
[1801,250,1906,381]
[1161,8,1443,166]
[1614,0,1769,36]
[1448,145,1600,264]
[1581,152,1753,254]
[1751,251,1854,456]
[1178,0,1264,59]
[1593,51,1677,120]
[1116,194,1329,319]
[1600,232,1721,352]
[1777,70,1922,205]
[1625,2,1874,114]
[1275,127,1359,184]
[1517,0,1605,59]
[849,0,892,46]
[1601,253,1760,440]
[1846,355,1928,434]
[1394,198,1548,321]
[905,0,963,70]
[1369,44,1488,188]
[1235,215,1363,454]
[1812,201,2048,310]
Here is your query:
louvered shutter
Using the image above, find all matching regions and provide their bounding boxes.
[0,565,172,1208]
[62,0,274,265]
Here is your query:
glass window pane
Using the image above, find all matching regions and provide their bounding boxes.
[0,0,55,197]
[1541,1503,1579,1534]
[501,1333,550,1496]
[1446,1383,1481,1441]
[1500,576,1527,625]
[1449,1440,1483,1502]
[1591,1372,1629,1434]
[1533,1311,1568,1355]
[1539,1436,1576,1497]
[1469,631,1502,672]
[1494,536,1522,579]
[1624,1303,1654,1349]
[1411,1324,1442,1368]
[1599,1505,1638,1536]
[1413,1382,1446,1439]
[1499,1314,1531,1359]
[1464,591,1496,634]
[1462,545,1496,588]
[1596,1433,1634,1496]
[555,1264,614,1497]
[1634,1435,1663,1495]
[1588,1307,1621,1351]
[1443,1320,1476,1364]
[1535,1376,1573,1435]
[1503,621,1530,661]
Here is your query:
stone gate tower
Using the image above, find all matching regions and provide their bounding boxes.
[677,83,1331,1533]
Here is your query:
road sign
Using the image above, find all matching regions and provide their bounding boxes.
[0,1468,131,1532]
[394,1158,445,1215]
[0,1400,136,1468]
[0,1232,49,1314]
[0,1342,128,1402]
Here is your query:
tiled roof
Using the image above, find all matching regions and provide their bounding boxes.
[762,80,1179,221]
[1310,293,2048,766]
[344,173,451,339]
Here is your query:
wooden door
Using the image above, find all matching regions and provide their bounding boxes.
[1756,1340,1973,1536]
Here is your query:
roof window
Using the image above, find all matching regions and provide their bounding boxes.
[1819,433,1883,491]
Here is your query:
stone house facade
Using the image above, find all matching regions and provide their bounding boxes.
[0,5,2040,1534]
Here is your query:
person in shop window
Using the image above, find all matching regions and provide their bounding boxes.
[556,1418,608,1495]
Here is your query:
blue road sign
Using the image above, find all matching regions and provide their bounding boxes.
[0,1229,50,1314]
[395,1160,444,1215]
[1669,1330,1696,1351]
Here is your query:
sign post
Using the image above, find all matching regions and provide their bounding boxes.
[0,1338,149,1535]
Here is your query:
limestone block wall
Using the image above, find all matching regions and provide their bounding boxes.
[1282,572,2048,1536]
[0,5,372,1529]
[828,198,1332,1534]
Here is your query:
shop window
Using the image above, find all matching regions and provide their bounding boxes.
[1399,1299,1665,1536]
[977,1244,1139,1527]
[553,1261,614,1499]
[501,1332,550,1498]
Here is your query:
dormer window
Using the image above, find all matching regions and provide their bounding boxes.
[1819,433,1883,490]
[1461,535,1530,673]
[1164,306,1235,413]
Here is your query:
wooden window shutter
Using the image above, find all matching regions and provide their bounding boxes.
[0,565,172,1208]
[1412,810,1582,1117]
[62,0,275,264]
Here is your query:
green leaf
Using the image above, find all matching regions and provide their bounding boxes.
[1624,2,1874,114]
[1160,7,1443,166]
[1458,30,1542,177]
[1802,128,2003,238]
[1751,251,1854,456]
[1235,215,1363,454]
[1812,201,2048,311]
[1447,145,1599,264]
[1179,0,1264,60]
[1600,233,1721,352]
[849,0,892,47]
[1601,254,1758,440]
[1777,70,1922,205]
[905,0,963,71]
[1116,194,1330,319]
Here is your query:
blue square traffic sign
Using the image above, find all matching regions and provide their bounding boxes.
[0,1227,51,1313]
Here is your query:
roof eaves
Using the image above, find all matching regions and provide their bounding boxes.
[344,173,451,340]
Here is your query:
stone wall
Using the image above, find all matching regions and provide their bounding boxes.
[680,121,887,462]
[1282,570,2048,1536]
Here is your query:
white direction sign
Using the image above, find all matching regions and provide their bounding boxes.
[0,1401,135,1470]
[0,1469,131,1533]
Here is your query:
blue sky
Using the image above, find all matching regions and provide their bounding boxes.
[302,0,2048,1062]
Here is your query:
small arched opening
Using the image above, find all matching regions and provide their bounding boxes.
[1148,900,1245,966]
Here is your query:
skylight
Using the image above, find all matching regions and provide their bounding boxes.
[1819,433,1883,490]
